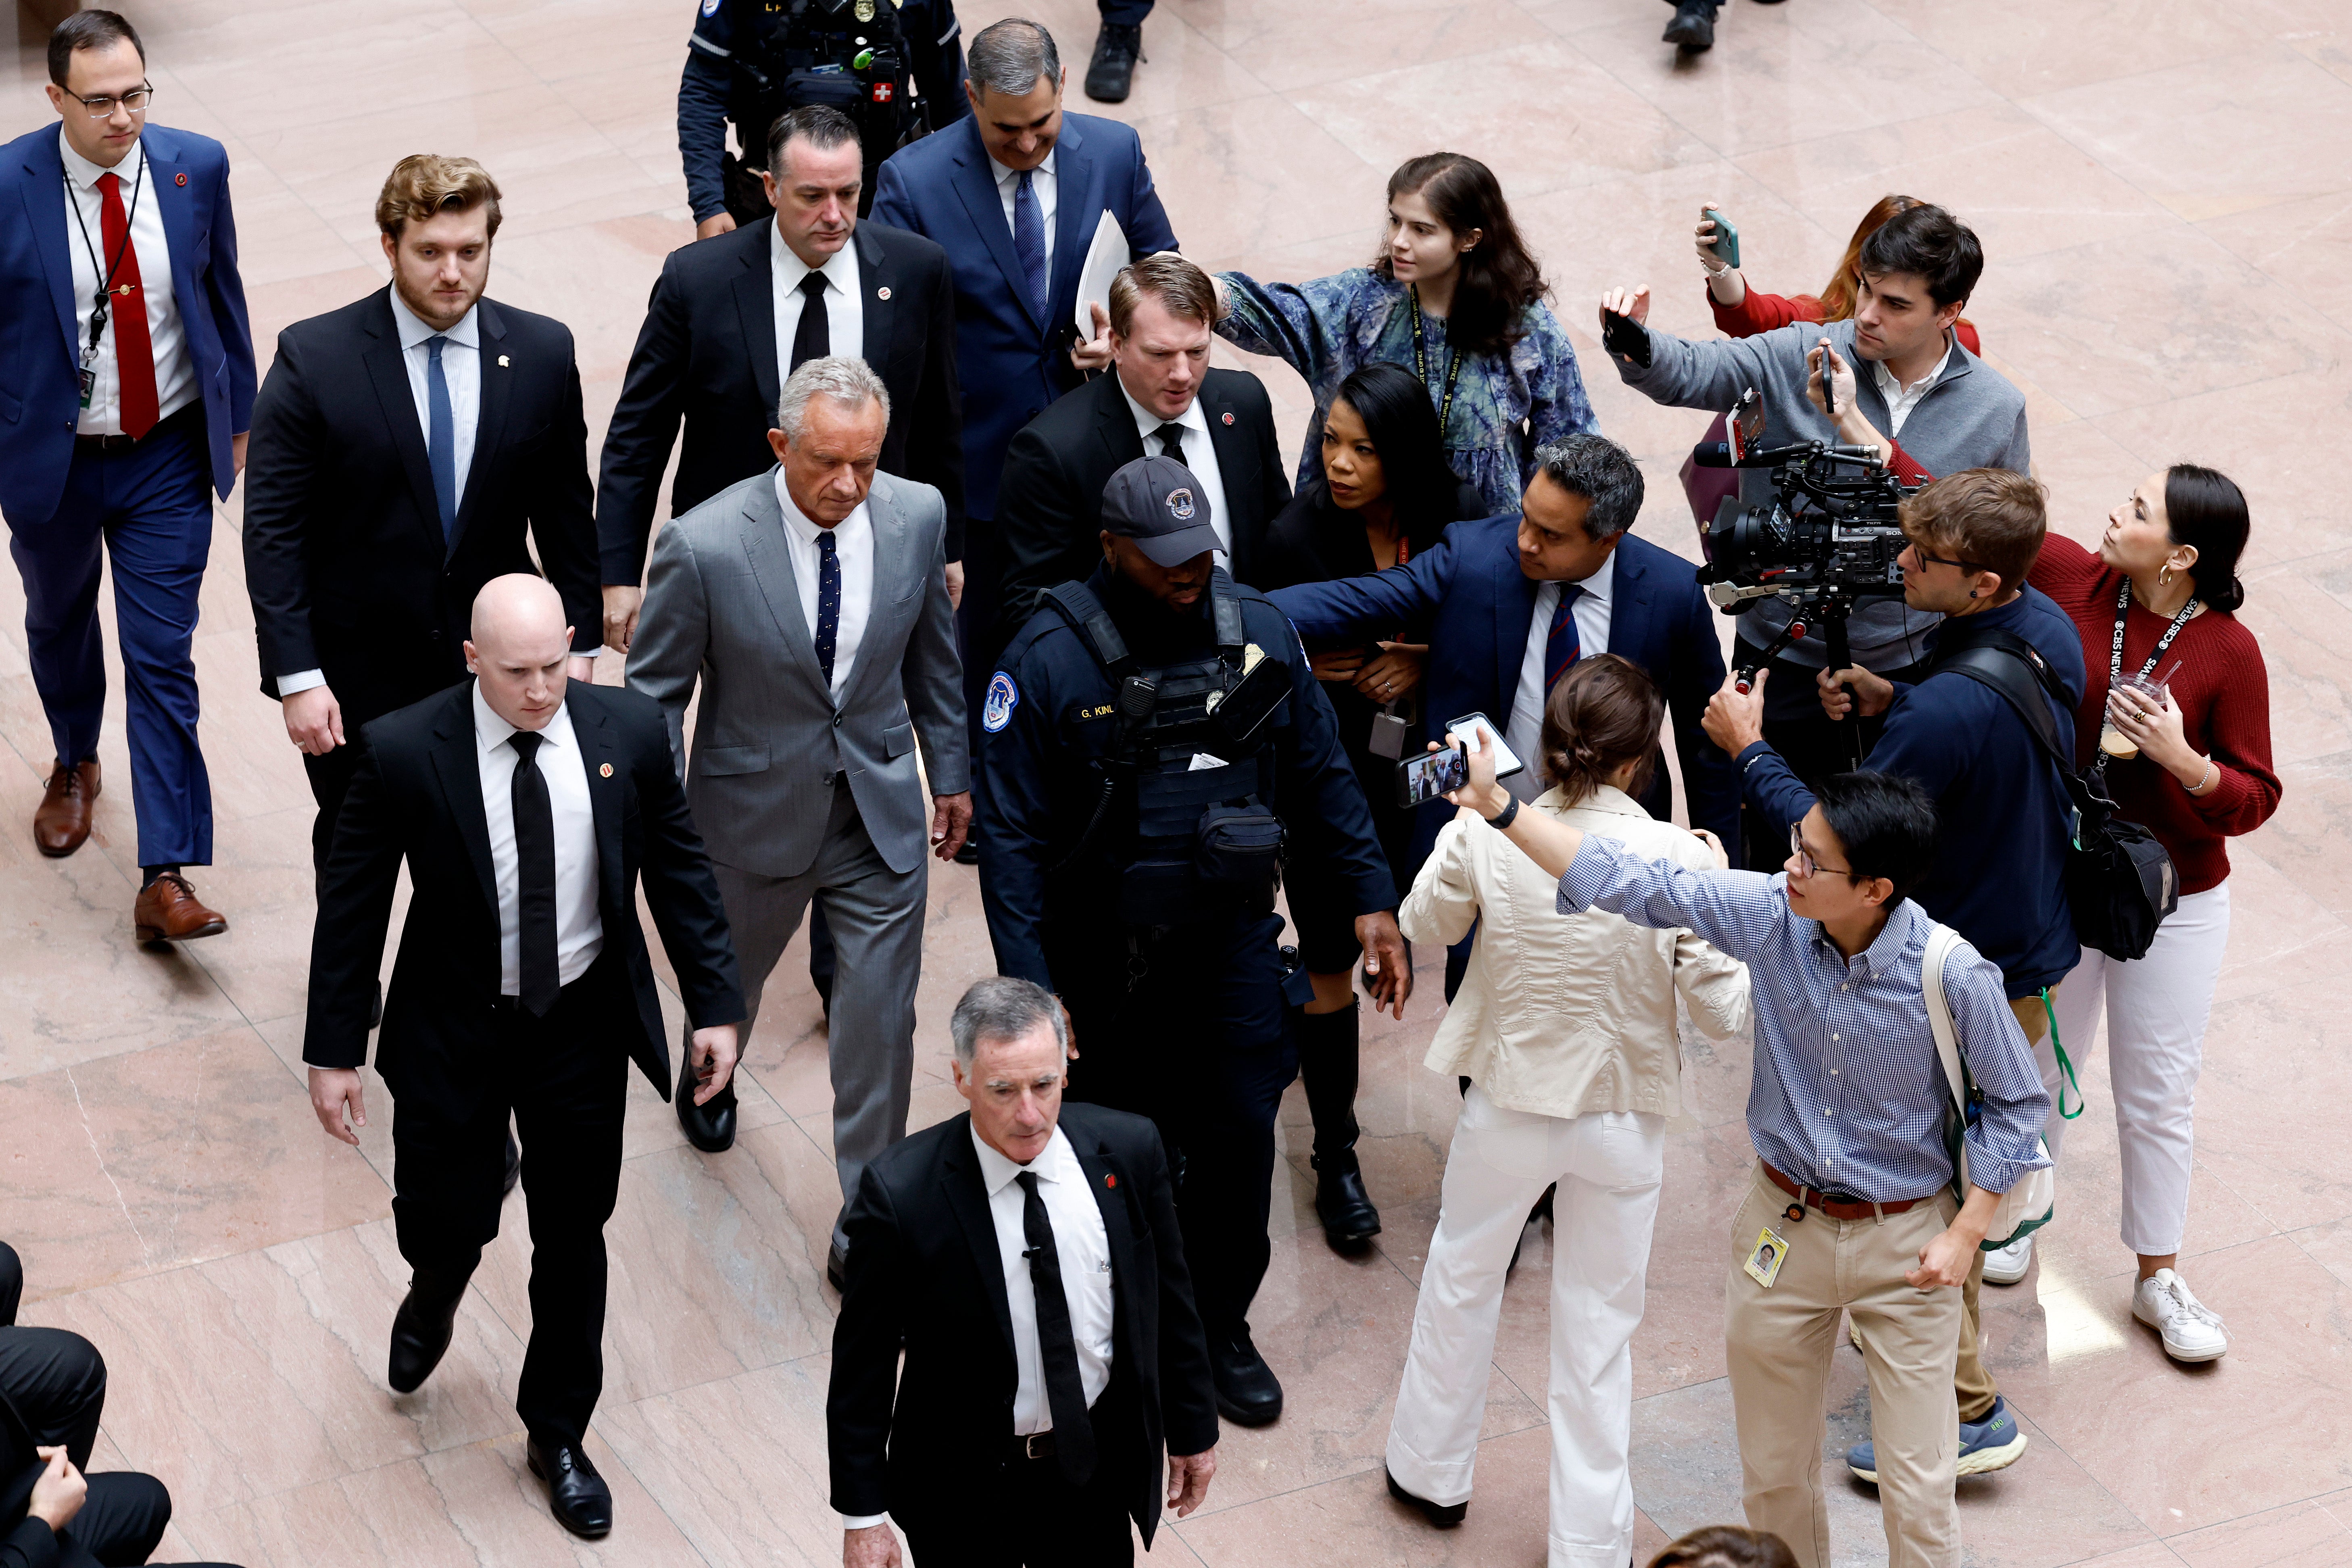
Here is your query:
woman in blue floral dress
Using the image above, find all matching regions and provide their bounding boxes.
[1214,152,1596,517]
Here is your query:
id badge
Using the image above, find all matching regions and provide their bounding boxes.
[1367,708,1408,760]
[1743,1226,1789,1288]
[77,346,98,410]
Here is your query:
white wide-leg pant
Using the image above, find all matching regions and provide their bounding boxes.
[1387,1085,1665,1568]
[2042,881,2231,1257]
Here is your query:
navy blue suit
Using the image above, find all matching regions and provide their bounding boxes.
[1270,516,1742,857]
[1,125,254,867]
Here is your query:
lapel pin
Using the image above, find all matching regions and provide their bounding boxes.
[1222,411,1234,425]
[876,286,891,301]
[1104,1173,1117,1189]
[599,762,613,777]
[174,172,187,187]
[498,354,510,367]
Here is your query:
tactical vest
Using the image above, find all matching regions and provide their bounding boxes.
[1040,572,1287,930]
[726,0,920,215]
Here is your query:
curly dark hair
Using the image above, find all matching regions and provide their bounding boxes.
[1372,152,1548,359]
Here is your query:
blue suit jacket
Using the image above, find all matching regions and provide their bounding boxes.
[870,113,1175,525]
[1269,517,1742,855]
[0,124,254,527]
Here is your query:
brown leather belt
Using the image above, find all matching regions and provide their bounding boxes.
[1762,1162,1926,1222]
[74,402,201,452]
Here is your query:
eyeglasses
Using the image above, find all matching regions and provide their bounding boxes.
[1904,537,1986,576]
[1788,823,1852,880]
[71,84,153,119]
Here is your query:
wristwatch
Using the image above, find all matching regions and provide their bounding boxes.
[1483,796,1520,832]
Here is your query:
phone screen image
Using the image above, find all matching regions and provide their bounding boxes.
[1398,746,1469,807]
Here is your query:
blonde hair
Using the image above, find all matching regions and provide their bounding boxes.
[375,154,503,242]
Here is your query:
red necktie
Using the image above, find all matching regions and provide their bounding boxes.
[97,171,158,440]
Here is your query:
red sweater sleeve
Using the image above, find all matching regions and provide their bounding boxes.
[1884,441,1933,485]
[2181,622,2281,839]
[1706,286,1822,339]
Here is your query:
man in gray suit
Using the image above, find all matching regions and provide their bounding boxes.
[628,357,969,1287]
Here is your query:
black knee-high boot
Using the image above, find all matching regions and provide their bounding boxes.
[1297,1001,1380,1249]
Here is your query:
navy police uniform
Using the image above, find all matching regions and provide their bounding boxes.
[680,0,970,227]
[978,561,1395,1360]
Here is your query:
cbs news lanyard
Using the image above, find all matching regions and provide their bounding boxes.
[1407,285,1466,438]
[2111,576,2198,686]
[64,150,146,407]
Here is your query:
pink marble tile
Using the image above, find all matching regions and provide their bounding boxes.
[2169,1492,2352,1568]
[1185,0,1549,94]
[1866,0,2269,98]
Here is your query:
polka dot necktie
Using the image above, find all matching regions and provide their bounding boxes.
[1545,583,1588,693]
[814,530,841,692]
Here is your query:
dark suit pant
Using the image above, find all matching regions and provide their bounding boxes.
[1051,912,1295,1343]
[6,413,213,867]
[902,1452,1133,1567]
[388,962,629,1448]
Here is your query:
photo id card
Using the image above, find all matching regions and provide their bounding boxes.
[1743,1226,1790,1289]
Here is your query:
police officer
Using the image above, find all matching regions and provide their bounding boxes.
[680,0,969,237]
[979,455,1411,1429]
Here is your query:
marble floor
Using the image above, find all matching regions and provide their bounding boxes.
[4,0,2352,1562]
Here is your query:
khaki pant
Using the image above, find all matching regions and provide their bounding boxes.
[1725,1166,1963,1568]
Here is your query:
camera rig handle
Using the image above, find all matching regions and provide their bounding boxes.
[1735,619,1806,695]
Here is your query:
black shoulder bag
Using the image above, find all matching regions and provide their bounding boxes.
[1933,627,2179,961]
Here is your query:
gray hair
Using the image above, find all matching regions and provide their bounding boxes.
[777,355,890,441]
[950,976,1068,1070]
[1533,434,1645,539]
[966,18,1060,99]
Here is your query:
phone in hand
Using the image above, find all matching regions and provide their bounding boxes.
[1702,207,1740,269]
[1396,742,1468,808]
[1816,339,1837,418]
[1601,308,1651,369]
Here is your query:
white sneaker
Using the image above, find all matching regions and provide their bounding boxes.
[1983,1233,2034,1285]
[2132,1268,2228,1362]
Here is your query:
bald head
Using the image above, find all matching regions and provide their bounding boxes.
[465,574,574,731]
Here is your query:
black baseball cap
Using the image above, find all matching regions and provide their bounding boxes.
[1101,454,1220,567]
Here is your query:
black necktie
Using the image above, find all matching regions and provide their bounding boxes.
[813,530,841,691]
[508,730,561,1016]
[1156,422,1186,463]
[790,269,830,371]
[1016,1170,1096,1485]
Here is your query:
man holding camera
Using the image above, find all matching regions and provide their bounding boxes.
[1600,204,2030,815]
[1700,467,2083,1486]
[1441,746,2048,1568]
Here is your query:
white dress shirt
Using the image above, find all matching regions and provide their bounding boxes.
[771,228,863,378]
[1504,549,1617,803]
[1118,382,1231,561]
[774,472,874,701]
[989,149,1057,298]
[473,684,602,993]
[1872,336,1953,438]
[275,290,487,699]
[60,129,193,436]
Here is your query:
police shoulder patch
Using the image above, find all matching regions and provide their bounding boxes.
[982,671,1020,732]
[701,0,721,15]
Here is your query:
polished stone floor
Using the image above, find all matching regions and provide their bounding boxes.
[4,0,2351,1563]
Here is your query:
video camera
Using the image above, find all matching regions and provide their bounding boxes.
[1691,388,1914,614]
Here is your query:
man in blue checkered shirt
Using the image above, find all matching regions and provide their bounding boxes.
[1439,736,2047,1568]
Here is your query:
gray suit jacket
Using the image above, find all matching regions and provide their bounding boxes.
[627,468,967,878]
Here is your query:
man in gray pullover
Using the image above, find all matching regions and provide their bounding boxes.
[1597,205,2029,803]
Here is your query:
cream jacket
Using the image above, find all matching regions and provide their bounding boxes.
[1401,785,1750,1120]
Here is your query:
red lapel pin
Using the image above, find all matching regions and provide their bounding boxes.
[1104,1174,1117,1189]
[599,763,614,778]
[1221,412,1234,425]
[877,286,892,301]
[174,172,187,187]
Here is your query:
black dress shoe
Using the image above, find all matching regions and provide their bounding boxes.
[1386,1466,1468,1528]
[1663,0,1717,50]
[1314,1162,1382,1251]
[387,1276,464,1393]
[1084,21,1143,102]
[676,1051,737,1153]
[502,1131,521,1197]
[527,1437,613,1539]
[1211,1332,1282,1426]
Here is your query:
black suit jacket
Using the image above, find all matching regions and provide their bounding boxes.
[596,219,965,582]
[828,1104,1218,1547]
[242,290,600,726]
[301,681,744,1116]
[993,367,1291,639]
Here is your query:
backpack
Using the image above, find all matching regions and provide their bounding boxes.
[1924,923,2057,1249]
[1932,626,2179,962]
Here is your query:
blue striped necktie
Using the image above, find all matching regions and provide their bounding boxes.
[1545,582,1588,692]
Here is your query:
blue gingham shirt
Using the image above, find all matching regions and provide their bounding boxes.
[1559,837,2050,1203]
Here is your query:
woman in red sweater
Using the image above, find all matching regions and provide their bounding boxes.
[2025,464,2280,1366]
[1681,195,1982,519]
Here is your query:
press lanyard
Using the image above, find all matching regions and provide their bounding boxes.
[1407,284,1466,438]
[63,147,146,408]
[2110,576,2196,684]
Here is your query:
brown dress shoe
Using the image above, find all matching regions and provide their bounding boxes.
[33,759,100,857]
[133,872,228,944]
